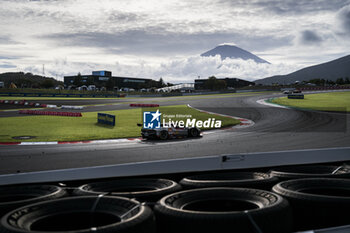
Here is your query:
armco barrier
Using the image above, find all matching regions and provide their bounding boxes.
[19,110,82,117]
[129,104,160,107]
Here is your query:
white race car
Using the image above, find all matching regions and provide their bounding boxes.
[140,124,201,140]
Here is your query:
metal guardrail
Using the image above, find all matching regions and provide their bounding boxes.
[0,147,349,186]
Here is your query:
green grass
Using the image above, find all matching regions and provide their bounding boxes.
[0,105,240,142]
[270,91,350,112]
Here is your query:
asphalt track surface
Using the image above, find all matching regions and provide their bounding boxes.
[0,92,349,174]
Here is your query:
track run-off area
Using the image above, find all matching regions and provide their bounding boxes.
[0,91,349,174]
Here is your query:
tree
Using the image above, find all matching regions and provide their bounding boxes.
[40,79,55,89]
[309,79,326,86]
[336,78,345,85]
[326,79,335,85]
[73,72,82,86]
[159,77,166,88]
[345,77,350,84]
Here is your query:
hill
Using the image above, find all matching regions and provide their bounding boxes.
[255,55,350,85]
[0,72,63,88]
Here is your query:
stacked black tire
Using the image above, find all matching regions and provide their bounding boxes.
[74,178,181,202]
[269,164,350,232]
[0,185,66,217]
[154,187,293,233]
[0,178,181,233]
[0,196,155,233]
[1,164,350,233]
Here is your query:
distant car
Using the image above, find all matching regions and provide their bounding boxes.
[140,124,201,140]
[293,89,302,93]
[283,90,292,94]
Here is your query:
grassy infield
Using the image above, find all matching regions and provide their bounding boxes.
[0,105,240,142]
[0,92,269,142]
[270,91,350,112]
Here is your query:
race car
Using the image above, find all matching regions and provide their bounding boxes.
[292,89,302,93]
[283,90,292,94]
[140,124,201,140]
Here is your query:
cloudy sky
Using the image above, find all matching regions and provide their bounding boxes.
[1,0,350,83]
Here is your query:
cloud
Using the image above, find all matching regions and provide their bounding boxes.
[248,0,350,15]
[15,55,301,84]
[152,56,301,83]
[0,56,16,60]
[337,4,350,34]
[0,64,16,68]
[41,30,293,57]
[0,36,20,45]
[299,30,323,44]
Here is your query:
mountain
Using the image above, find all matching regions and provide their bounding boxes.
[201,44,270,64]
[255,55,350,85]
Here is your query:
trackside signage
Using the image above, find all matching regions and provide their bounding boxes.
[97,113,115,126]
[143,109,222,129]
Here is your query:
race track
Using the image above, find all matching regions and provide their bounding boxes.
[0,92,349,174]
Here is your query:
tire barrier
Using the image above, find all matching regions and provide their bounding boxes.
[154,187,293,233]
[19,110,82,117]
[180,171,279,190]
[74,178,181,202]
[272,178,350,231]
[0,196,156,233]
[129,104,159,107]
[270,164,350,180]
[0,185,66,217]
